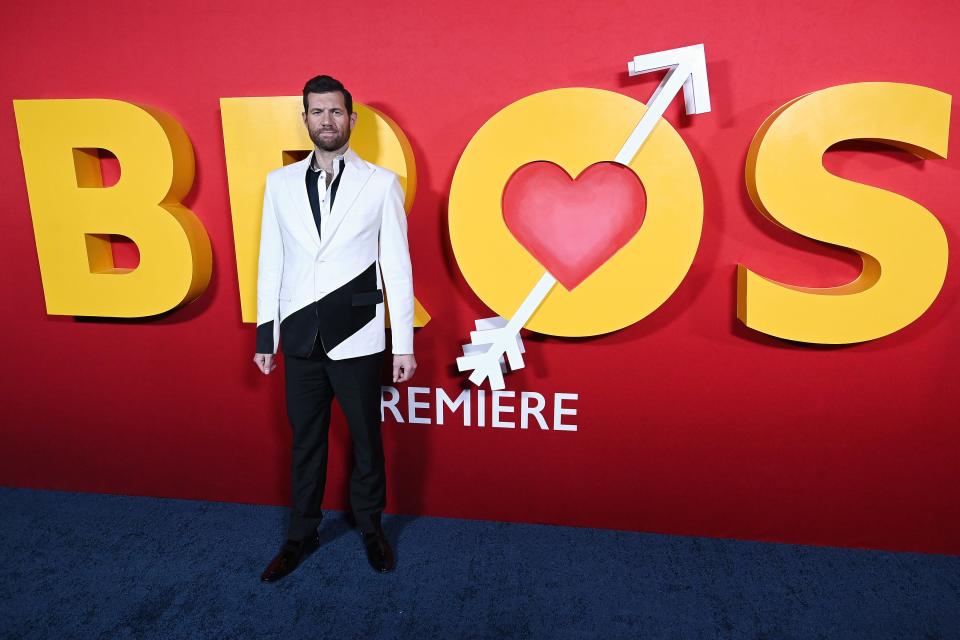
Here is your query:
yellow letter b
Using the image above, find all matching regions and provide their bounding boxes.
[13,99,211,317]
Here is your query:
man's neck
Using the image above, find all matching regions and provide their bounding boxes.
[312,145,348,173]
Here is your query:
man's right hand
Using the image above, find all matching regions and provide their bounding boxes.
[253,353,277,375]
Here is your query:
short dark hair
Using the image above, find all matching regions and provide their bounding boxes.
[302,75,353,114]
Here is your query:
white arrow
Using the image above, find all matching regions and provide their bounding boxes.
[458,44,712,390]
[615,43,711,164]
[456,272,554,390]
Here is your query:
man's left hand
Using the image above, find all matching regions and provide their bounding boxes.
[393,354,417,383]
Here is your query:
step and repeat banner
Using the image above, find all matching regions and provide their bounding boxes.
[2,0,958,554]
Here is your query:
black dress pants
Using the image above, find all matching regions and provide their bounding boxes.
[284,338,386,539]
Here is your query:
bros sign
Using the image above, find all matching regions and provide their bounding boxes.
[12,48,952,360]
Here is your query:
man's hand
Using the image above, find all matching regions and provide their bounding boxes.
[393,354,417,383]
[253,353,277,375]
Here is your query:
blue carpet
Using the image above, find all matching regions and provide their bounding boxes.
[0,488,957,639]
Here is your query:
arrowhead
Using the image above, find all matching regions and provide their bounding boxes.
[627,44,711,115]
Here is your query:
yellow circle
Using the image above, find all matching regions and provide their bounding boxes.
[448,88,704,337]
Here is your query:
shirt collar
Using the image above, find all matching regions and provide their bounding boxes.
[308,147,359,177]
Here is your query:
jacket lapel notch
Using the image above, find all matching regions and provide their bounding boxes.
[284,155,321,247]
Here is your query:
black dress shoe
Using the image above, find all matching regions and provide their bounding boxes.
[361,529,395,573]
[260,533,320,582]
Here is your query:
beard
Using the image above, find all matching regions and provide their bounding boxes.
[309,125,351,152]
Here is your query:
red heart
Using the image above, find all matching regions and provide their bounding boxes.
[502,161,646,290]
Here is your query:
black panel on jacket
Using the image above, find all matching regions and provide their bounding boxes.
[305,157,345,240]
[279,262,381,357]
[256,321,274,354]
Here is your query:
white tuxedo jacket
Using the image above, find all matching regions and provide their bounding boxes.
[255,148,414,360]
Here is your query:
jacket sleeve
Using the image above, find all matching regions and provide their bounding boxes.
[255,177,283,354]
[378,173,414,355]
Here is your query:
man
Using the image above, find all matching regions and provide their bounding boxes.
[253,75,416,581]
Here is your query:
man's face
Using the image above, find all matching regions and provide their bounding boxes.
[303,91,356,152]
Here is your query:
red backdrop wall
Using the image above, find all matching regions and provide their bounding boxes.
[2,0,958,554]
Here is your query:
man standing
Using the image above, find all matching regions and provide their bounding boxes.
[253,75,416,581]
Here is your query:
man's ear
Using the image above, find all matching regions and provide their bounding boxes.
[349,112,358,129]
[302,111,308,125]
